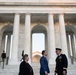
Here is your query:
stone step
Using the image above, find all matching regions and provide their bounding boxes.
[0,64,76,75]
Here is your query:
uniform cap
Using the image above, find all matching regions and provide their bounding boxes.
[56,48,62,51]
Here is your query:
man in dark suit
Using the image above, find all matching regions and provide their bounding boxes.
[40,50,50,75]
[19,54,34,75]
[20,50,24,61]
[55,48,68,75]
[1,51,6,62]
[1,51,6,69]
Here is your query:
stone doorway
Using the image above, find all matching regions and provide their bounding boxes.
[31,24,47,63]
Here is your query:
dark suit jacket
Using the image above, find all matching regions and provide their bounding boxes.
[1,53,6,59]
[55,54,68,74]
[19,61,34,75]
[40,56,50,75]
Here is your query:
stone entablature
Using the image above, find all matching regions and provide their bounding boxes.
[0,0,76,6]
[0,6,76,14]
[0,0,76,14]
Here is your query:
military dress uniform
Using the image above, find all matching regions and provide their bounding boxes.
[55,54,68,75]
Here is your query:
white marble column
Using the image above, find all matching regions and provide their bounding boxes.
[48,14,56,64]
[0,33,3,61]
[1,34,6,52]
[74,35,76,58]
[66,34,71,57]
[24,13,31,63]
[45,33,48,54]
[9,13,20,65]
[71,34,75,58]
[6,34,11,58]
[59,14,68,57]
[66,34,71,64]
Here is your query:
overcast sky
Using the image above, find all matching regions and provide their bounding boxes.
[32,33,45,52]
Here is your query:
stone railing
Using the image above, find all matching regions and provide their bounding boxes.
[70,56,76,64]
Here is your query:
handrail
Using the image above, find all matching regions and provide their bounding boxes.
[70,56,76,60]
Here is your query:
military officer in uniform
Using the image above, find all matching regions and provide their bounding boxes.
[54,48,68,75]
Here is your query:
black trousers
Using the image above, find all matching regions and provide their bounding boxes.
[57,74,63,75]
[57,73,67,75]
[40,72,45,75]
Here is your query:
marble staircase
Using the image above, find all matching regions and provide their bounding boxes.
[0,63,76,75]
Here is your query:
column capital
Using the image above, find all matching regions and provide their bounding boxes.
[14,13,20,16]
[66,32,70,35]
[59,13,64,16]
[8,34,11,37]
[48,13,54,16]
[6,33,11,36]
[25,13,31,15]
